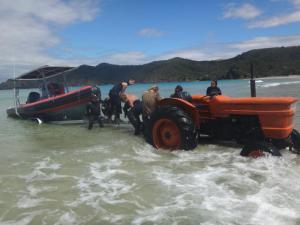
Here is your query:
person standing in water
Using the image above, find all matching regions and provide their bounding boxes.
[206,80,222,96]
[120,93,143,135]
[142,85,161,120]
[86,87,103,130]
[109,79,135,123]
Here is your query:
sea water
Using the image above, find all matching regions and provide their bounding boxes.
[0,78,300,225]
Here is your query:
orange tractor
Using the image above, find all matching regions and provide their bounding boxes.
[146,95,300,157]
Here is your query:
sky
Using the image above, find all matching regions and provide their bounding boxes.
[1,0,300,81]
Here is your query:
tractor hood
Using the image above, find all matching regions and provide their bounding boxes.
[195,95,298,139]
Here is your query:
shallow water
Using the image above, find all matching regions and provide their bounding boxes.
[0,78,300,225]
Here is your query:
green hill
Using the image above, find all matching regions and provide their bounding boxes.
[1,46,300,89]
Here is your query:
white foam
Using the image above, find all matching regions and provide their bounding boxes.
[17,185,57,209]
[260,82,281,87]
[75,145,109,155]
[27,185,57,196]
[0,215,35,225]
[132,149,300,225]
[249,80,264,83]
[35,157,61,170]
[0,210,46,225]
[17,195,46,208]
[260,81,300,88]
[20,170,68,182]
[68,159,135,213]
[132,144,163,162]
[19,157,70,182]
[54,210,78,225]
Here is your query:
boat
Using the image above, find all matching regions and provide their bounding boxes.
[6,66,94,122]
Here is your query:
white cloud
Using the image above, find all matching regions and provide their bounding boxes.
[138,28,165,37]
[0,0,99,25]
[70,34,300,66]
[102,51,147,65]
[292,0,300,6]
[99,35,297,65]
[157,35,300,62]
[230,35,300,50]
[248,0,300,28]
[248,10,300,28]
[0,0,100,81]
[223,3,261,20]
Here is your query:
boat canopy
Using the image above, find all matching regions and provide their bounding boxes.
[15,65,75,81]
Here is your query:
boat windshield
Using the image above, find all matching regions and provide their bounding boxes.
[41,82,65,98]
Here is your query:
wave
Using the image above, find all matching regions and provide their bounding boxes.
[19,157,66,182]
[2,143,300,224]
[132,150,300,225]
[260,81,300,88]
[248,80,264,84]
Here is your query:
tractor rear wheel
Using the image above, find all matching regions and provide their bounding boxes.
[147,106,197,150]
[289,129,300,154]
[240,141,281,158]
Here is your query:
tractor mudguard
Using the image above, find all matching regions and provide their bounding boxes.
[158,98,200,128]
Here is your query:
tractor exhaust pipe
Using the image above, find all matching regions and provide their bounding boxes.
[250,62,256,97]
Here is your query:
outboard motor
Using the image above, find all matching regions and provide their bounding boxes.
[26,92,40,104]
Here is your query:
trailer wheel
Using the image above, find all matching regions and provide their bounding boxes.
[148,106,197,150]
[240,141,281,158]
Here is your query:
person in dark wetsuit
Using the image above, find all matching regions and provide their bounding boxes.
[121,93,143,135]
[206,80,222,96]
[86,87,103,130]
[109,79,135,123]
[170,85,192,102]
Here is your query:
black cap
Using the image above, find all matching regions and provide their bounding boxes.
[175,85,183,92]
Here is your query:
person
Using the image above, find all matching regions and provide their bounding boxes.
[141,86,161,138]
[206,80,222,96]
[121,93,143,135]
[101,97,113,122]
[109,79,135,123]
[47,82,65,96]
[86,86,103,130]
[142,85,161,120]
[170,85,192,101]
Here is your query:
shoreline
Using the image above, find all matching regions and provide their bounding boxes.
[255,75,300,80]
[1,75,300,91]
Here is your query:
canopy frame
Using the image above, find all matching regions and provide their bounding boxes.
[14,65,75,81]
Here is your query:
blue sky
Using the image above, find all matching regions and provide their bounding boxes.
[1,0,300,80]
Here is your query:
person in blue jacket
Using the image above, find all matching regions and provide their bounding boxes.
[109,79,135,123]
[206,80,222,96]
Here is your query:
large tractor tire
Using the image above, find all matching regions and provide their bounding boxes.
[290,129,300,154]
[240,141,281,158]
[147,106,197,150]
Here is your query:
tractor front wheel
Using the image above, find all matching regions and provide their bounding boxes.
[147,106,197,150]
[240,141,281,158]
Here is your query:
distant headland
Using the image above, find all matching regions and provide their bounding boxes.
[1,45,300,90]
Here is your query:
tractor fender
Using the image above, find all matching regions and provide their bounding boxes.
[158,98,200,128]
